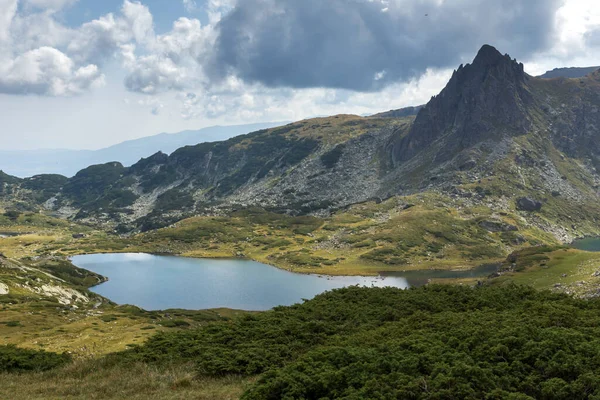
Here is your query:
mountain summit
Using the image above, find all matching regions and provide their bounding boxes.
[391,44,532,164]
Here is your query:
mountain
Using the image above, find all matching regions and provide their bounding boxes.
[0,122,285,178]
[391,44,533,164]
[4,44,600,247]
[539,66,600,79]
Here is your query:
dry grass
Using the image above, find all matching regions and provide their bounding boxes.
[0,306,163,357]
[0,360,252,400]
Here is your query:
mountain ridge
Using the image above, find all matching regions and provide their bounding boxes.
[2,45,600,252]
[0,122,286,178]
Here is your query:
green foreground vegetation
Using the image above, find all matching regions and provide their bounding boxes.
[4,198,600,398]
[4,285,600,399]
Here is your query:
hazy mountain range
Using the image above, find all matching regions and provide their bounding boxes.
[0,122,285,178]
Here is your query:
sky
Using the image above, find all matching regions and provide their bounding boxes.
[0,0,599,150]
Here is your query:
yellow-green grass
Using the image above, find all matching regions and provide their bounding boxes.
[0,306,162,357]
[13,194,560,276]
[233,114,412,150]
[0,360,253,400]
[124,194,548,275]
[493,248,600,296]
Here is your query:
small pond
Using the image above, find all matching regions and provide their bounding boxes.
[571,237,600,252]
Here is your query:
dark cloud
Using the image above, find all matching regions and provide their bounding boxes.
[207,0,565,91]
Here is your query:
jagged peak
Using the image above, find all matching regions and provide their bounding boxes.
[457,45,525,82]
[390,44,533,165]
[472,44,505,66]
[477,45,523,68]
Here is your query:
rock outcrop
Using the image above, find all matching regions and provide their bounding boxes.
[516,197,543,212]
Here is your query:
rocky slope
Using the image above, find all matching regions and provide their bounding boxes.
[2,45,600,245]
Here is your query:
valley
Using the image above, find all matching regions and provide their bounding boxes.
[3,44,600,398]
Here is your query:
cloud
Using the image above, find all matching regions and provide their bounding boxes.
[207,0,566,91]
[121,0,154,45]
[136,97,164,115]
[123,17,213,94]
[183,0,197,13]
[177,67,452,121]
[0,46,104,95]
[585,29,600,48]
[0,0,153,96]
[0,0,18,44]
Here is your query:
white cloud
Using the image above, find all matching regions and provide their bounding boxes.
[0,0,18,44]
[523,0,600,74]
[183,0,197,13]
[137,96,164,115]
[121,0,154,46]
[123,17,214,94]
[206,0,236,24]
[0,0,155,96]
[176,68,451,121]
[0,46,104,95]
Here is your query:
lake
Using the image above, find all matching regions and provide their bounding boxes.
[72,254,498,311]
[72,253,411,311]
[571,237,600,252]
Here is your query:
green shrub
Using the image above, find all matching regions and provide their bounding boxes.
[0,345,70,373]
[111,285,600,399]
[160,319,191,328]
[3,210,20,221]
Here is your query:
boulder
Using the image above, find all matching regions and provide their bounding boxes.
[478,220,518,232]
[516,197,543,212]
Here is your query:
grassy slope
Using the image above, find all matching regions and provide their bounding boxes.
[492,247,600,297]
[0,360,253,400]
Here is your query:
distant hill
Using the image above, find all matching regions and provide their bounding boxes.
[0,122,286,178]
[369,105,423,118]
[538,66,599,79]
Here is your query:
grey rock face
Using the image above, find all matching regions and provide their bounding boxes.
[391,44,533,164]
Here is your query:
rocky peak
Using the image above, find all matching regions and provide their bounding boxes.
[391,44,533,164]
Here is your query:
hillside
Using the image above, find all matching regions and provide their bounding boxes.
[539,66,600,79]
[2,45,600,277]
[0,122,284,178]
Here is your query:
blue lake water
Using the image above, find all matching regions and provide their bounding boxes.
[71,253,411,311]
[571,237,600,252]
